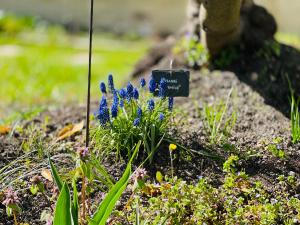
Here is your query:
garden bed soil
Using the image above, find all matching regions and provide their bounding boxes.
[1,42,300,224]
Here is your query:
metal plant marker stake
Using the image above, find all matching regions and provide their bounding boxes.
[86,0,94,149]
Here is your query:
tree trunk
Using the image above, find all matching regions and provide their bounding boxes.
[187,0,277,55]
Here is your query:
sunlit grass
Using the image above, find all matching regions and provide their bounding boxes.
[0,29,150,118]
[276,32,300,49]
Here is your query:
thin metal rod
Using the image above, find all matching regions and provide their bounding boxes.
[86,0,94,148]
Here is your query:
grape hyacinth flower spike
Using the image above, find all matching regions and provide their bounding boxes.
[120,99,124,108]
[100,82,107,94]
[148,99,155,112]
[98,107,110,126]
[113,92,119,105]
[100,96,108,108]
[149,78,156,93]
[97,96,110,126]
[111,103,118,118]
[126,82,134,97]
[159,78,167,98]
[133,118,140,127]
[137,107,142,118]
[119,88,127,99]
[133,88,139,100]
[140,78,146,88]
[108,74,114,92]
[159,113,165,121]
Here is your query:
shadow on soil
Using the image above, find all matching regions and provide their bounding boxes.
[215,42,300,117]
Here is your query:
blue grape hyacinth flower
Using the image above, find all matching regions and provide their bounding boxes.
[108,74,114,92]
[148,99,155,112]
[113,92,119,106]
[119,88,127,99]
[159,113,165,121]
[168,97,174,111]
[111,103,118,118]
[140,78,146,88]
[120,99,124,108]
[100,82,107,94]
[126,82,134,97]
[149,78,156,93]
[133,118,140,127]
[133,88,139,100]
[137,107,142,118]
[98,106,110,126]
[159,78,167,97]
[100,96,108,108]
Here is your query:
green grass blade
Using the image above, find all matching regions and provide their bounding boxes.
[53,183,72,225]
[48,155,63,191]
[71,180,79,225]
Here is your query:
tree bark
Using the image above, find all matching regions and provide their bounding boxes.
[187,0,277,55]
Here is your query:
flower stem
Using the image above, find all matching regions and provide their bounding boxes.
[13,210,18,225]
[170,151,174,179]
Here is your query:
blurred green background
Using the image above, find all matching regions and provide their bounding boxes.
[0,12,150,120]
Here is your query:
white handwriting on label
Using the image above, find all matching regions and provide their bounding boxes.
[167,85,181,91]
[166,79,178,84]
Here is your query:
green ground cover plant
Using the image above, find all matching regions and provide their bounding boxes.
[173,34,209,68]
[112,156,300,225]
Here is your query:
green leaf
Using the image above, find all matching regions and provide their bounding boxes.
[71,180,79,225]
[30,185,39,195]
[156,171,163,183]
[6,206,12,217]
[53,183,72,225]
[48,155,63,191]
[89,163,131,225]
[89,141,141,225]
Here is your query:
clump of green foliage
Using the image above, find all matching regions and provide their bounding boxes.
[113,156,300,225]
[265,137,286,159]
[173,34,209,68]
[48,142,140,225]
[199,89,237,144]
[0,11,36,35]
[287,77,300,144]
[290,93,300,144]
[256,40,281,60]
[214,46,239,68]
[92,75,175,162]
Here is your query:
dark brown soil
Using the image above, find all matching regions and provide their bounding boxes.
[1,42,300,224]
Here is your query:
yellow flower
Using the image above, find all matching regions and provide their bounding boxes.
[169,144,177,152]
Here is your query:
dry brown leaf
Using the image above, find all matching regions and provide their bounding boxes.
[57,124,74,137]
[41,168,53,182]
[56,121,84,141]
[0,125,10,135]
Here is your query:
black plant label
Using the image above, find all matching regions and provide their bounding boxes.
[152,70,190,97]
